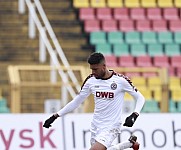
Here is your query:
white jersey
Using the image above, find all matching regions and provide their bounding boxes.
[57,71,145,130]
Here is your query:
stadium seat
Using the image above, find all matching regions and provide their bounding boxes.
[153,56,169,68]
[169,99,178,113]
[90,31,106,45]
[142,100,160,113]
[130,44,147,56]
[163,8,179,20]
[153,88,162,102]
[175,0,181,7]
[142,72,157,78]
[79,8,95,21]
[140,34,153,44]
[118,20,135,31]
[102,20,118,32]
[147,44,164,56]
[136,20,151,31]
[124,0,140,8]
[107,32,124,44]
[170,56,181,67]
[125,72,141,78]
[171,89,181,102]
[164,44,180,56]
[174,32,181,44]
[96,8,112,20]
[141,0,157,8]
[147,76,162,90]
[142,32,157,44]
[107,0,123,8]
[131,76,147,87]
[169,77,181,90]
[95,43,112,55]
[169,20,181,31]
[176,67,181,77]
[118,55,135,67]
[90,0,106,8]
[73,0,89,8]
[0,98,10,113]
[125,31,141,44]
[168,67,176,76]
[136,55,152,67]
[152,20,168,31]
[104,55,118,67]
[130,8,146,20]
[113,43,130,56]
[84,20,101,33]
[139,88,153,100]
[113,8,130,20]
[177,101,181,112]
[157,0,173,8]
[147,8,162,20]
[157,32,173,44]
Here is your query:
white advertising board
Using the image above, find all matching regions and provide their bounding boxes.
[0,113,181,150]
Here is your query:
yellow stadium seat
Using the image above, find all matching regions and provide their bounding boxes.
[107,0,123,8]
[73,0,89,8]
[158,0,173,8]
[90,0,106,8]
[139,88,153,100]
[171,89,181,101]
[125,0,140,8]
[152,88,162,102]
[147,77,162,90]
[131,77,147,87]
[141,0,157,7]
[175,0,181,7]
[169,77,181,90]
[124,93,133,100]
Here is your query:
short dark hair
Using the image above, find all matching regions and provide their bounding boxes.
[87,52,105,65]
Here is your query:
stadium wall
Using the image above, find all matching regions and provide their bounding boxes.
[0,114,181,150]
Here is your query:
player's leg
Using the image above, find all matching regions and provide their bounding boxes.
[107,135,139,150]
[90,141,107,150]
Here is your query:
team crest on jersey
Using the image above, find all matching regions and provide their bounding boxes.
[111,82,117,90]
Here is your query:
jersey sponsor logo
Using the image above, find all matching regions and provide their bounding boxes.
[96,91,114,99]
[110,82,117,90]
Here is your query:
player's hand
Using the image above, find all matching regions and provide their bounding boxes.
[43,114,58,128]
[123,112,139,127]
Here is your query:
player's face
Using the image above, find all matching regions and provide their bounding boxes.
[90,63,106,79]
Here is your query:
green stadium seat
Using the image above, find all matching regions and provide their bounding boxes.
[125,31,141,44]
[142,99,160,113]
[113,43,130,56]
[174,32,181,44]
[95,43,112,55]
[90,31,106,45]
[142,32,157,44]
[157,32,173,44]
[0,98,10,113]
[164,44,180,56]
[147,44,164,56]
[107,32,124,44]
[169,99,178,113]
[130,44,147,56]
[177,101,181,112]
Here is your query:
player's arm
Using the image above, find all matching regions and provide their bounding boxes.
[43,78,91,128]
[121,77,145,127]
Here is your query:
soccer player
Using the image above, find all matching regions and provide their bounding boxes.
[43,52,145,150]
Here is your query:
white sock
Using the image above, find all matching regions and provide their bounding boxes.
[108,141,133,150]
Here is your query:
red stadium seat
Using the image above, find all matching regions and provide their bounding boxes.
[142,72,157,77]
[125,72,141,78]
[105,55,118,67]
[136,55,152,67]
[96,8,112,20]
[176,67,181,77]
[163,8,179,20]
[170,56,181,67]
[136,20,151,31]
[153,56,169,67]
[169,20,181,32]
[118,20,135,32]
[113,8,130,20]
[147,8,162,20]
[130,8,146,20]
[84,20,101,33]
[152,20,168,31]
[168,67,176,76]
[118,55,135,67]
[102,20,118,32]
[79,8,95,21]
